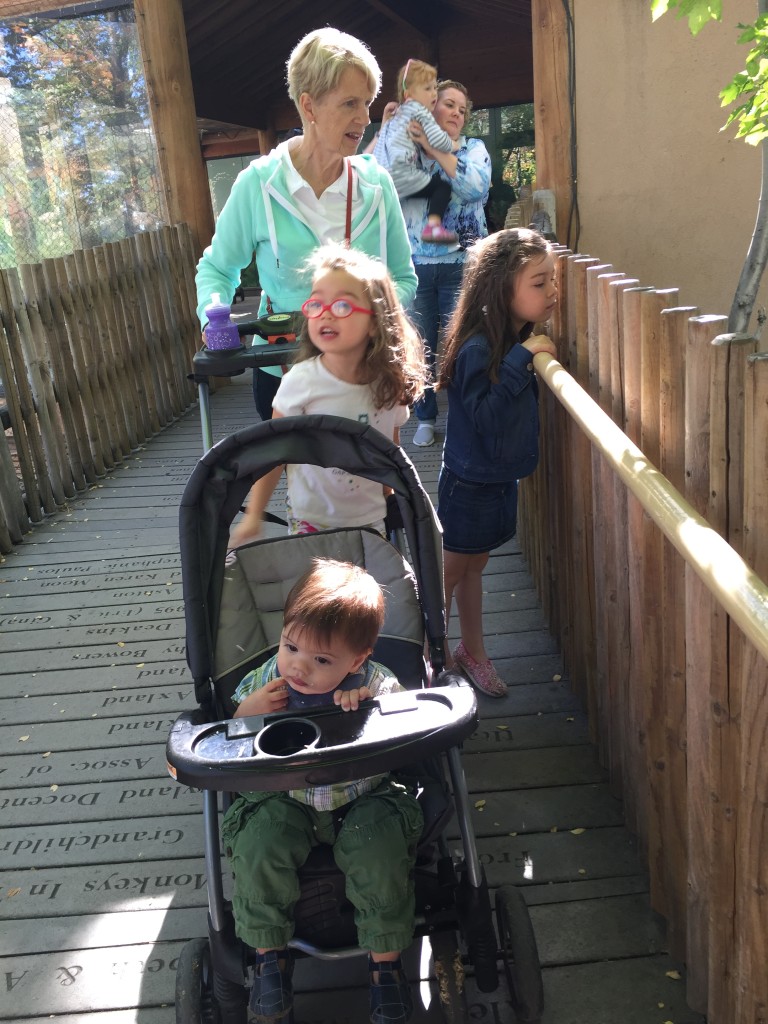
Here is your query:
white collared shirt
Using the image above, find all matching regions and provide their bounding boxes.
[281,141,361,243]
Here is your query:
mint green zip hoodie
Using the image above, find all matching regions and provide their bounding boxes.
[196,142,418,374]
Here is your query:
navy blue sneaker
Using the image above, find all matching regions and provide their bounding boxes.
[249,949,293,1023]
[368,956,412,1024]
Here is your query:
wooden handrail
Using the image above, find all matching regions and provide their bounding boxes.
[533,350,768,662]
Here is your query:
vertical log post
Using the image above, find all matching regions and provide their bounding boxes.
[706,334,750,1024]
[684,313,728,1016]
[607,277,639,800]
[658,303,699,958]
[622,285,655,846]
[735,352,768,1023]
[638,287,679,923]
[531,0,573,244]
[593,271,630,792]
[566,256,600,726]
[133,0,215,255]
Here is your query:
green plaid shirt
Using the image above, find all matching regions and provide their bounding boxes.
[234,657,403,811]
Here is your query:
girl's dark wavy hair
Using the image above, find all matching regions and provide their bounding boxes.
[297,244,427,408]
[438,228,551,388]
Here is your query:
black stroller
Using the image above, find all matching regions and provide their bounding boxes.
[166,414,544,1023]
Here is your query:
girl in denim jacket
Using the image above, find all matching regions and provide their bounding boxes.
[436,229,557,696]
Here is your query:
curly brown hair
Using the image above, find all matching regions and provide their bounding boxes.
[296,244,427,408]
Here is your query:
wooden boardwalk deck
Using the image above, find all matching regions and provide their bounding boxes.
[0,373,705,1024]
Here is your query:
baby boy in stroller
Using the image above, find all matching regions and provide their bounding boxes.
[223,556,423,1024]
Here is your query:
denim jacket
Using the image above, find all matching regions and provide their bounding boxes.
[443,331,540,483]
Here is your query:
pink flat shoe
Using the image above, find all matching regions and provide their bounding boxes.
[421,224,458,244]
[453,641,507,697]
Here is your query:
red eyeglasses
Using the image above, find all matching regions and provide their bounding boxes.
[302,298,374,319]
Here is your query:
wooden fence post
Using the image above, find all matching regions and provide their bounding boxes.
[0,269,52,520]
[638,287,679,924]
[684,313,728,1016]
[658,303,699,959]
[706,334,751,1022]
[621,284,654,846]
[591,271,632,793]
[565,255,601,726]
[735,352,768,1022]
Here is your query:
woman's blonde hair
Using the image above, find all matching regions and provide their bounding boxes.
[287,28,381,116]
[438,228,551,388]
[397,59,437,103]
[297,244,427,409]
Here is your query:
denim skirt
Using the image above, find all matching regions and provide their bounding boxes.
[437,466,519,554]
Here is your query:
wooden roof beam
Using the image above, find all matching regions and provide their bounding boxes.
[362,0,433,42]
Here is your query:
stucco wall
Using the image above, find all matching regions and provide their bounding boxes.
[575,0,768,323]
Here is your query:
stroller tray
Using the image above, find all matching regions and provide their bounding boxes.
[166,682,477,792]
[192,339,300,379]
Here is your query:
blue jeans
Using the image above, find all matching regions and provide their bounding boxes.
[411,260,465,423]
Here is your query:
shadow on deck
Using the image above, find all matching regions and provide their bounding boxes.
[0,374,704,1023]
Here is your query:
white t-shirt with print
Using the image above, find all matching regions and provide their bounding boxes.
[273,356,409,529]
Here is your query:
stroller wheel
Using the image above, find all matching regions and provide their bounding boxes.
[175,937,221,1024]
[429,930,469,1024]
[495,886,544,1023]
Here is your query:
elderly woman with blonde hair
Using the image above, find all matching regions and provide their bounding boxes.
[196,27,418,420]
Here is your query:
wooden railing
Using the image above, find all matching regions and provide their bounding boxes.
[517,248,768,1021]
[0,224,200,554]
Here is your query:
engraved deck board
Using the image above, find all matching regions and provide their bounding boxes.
[1,638,186,674]
[0,683,189,725]
[0,585,183,616]
[0,601,185,634]
[0,567,183,591]
[0,779,201,827]
[0,945,704,1022]
[0,553,181,580]
[0,662,192,699]
[0,815,203,871]
[0,710,187,752]
[0,744,169,789]
[0,618,185,655]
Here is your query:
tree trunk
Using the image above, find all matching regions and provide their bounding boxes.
[728,0,768,333]
[728,137,768,332]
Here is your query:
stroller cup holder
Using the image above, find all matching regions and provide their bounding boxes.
[166,682,477,793]
[255,716,322,757]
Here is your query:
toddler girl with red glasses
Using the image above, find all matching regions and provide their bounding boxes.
[230,244,426,546]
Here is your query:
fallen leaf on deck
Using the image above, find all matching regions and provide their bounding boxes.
[570,828,586,835]
[18,735,29,743]
[50,785,58,792]
[665,970,681,981]
[6,889,21,898]
[474,799,486,809]
[553,674,562,681]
